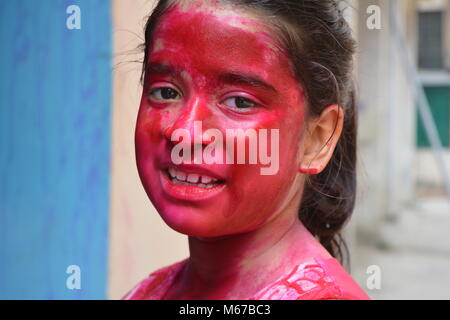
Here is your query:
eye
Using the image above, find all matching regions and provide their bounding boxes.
[148,87,181,101]
[223,96,259,111]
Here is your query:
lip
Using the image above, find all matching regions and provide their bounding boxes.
[159,161,227,181]
[159,169,227,202]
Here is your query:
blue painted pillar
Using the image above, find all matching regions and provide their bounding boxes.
[0,0,112,299]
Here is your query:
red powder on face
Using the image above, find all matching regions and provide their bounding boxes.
[136,1,306,239]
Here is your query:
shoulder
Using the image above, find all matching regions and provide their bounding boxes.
[313,257,370,300]
[251,257,370,300]
[122,258,188,300]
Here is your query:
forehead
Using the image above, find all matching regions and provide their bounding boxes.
[149,1,294,81]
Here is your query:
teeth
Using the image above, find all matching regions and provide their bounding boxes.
[166,168,219,187]
[187,173,200,183]
[201,176,212,184]
[169,168,176,179]
[172,180,216,189]
[176,170,186,181]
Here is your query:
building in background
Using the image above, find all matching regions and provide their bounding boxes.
[351,0,450,238]
[416,0,450,193]
[351,0,450,299]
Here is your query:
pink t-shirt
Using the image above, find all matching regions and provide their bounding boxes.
[123,257,370,300]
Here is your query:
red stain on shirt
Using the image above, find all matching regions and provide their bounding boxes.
[123,258,370,300]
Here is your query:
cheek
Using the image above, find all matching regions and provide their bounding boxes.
[222,119,304,229]
[135,100,170,150]
[135,101,170,183]
[223,165,298,233]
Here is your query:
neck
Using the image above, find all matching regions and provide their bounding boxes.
[178,202,332,299]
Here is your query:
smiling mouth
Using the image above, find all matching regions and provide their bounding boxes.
[163,168,225,189]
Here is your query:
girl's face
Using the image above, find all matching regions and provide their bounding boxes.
[135,1,307,237]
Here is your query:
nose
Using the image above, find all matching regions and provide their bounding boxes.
[163,96,211,146]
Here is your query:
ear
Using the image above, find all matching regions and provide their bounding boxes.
[299,104,344,174]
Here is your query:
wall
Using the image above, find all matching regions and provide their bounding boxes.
[108,0,188,300]
[354,0,417,246]
[0,0,112,299]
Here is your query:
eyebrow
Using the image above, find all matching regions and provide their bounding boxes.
[145,62,277,93]
[146,62,182,76]
[218,72,277,93]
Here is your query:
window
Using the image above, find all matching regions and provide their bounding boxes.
[418,11,444,69]
[416,3,450,148]
[417,87,450,148]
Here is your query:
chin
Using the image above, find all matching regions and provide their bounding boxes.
[152,200,226,238]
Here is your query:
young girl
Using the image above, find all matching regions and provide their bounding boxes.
[124,0,369,300]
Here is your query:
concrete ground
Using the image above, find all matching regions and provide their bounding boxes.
[351,198,450,300]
